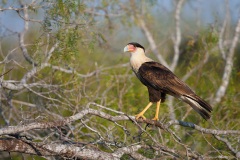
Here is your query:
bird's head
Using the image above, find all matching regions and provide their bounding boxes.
[124,42,152,71]
[124,42,145,54]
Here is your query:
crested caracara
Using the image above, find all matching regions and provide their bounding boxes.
[124,42,212,120]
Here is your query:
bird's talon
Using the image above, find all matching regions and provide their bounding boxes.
[152,117,159,121]
[135,114,146,120]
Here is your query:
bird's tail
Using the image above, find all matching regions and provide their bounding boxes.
[181,95,212,120]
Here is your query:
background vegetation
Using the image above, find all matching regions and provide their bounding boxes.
[0,0,240,159]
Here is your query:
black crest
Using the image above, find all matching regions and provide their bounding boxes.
[127,42,145,52]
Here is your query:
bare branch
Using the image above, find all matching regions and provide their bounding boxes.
[213,17,240,106]
[0,68,13,77]
[16,9,42,23]
[165,120,240,135]
[0,107,239,136]
[20,42,58,84]
[166,0,185,121]
[44,42,59,63]
[0,139,115,159]
[0,104,239,159]
[170,0,184,71]
[1,81,57,91]
[218,0,230,60]
[128,0,169,67]
[18,5,38,66]
[48,64,97,78]
[214,135,238,156]
[11,99,37,108]
[0,138,158,159]
[0,2,43,12]
[137,17,170,68]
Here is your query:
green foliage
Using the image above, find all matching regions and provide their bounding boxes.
[46,0,85,23]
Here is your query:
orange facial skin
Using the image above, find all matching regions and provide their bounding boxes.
[127,44,136,52]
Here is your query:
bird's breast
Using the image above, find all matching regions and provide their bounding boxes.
[130,60,142,73]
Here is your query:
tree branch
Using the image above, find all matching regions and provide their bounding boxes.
[214,135,238,157]
[0,105,239,159]
[18,5,38,67]
[0,138,116,159]
[170,0,184,71]
[0,107,239,136]
[218,0,229,60]
[213,17,240,106]
[137,17,170,68]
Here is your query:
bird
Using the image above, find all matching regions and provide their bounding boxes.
[123,42,212,120]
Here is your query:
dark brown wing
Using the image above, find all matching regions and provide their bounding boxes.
[138,61,212,120]
[138,62,193,97]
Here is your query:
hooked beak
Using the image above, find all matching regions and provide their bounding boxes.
[123,45,129,52]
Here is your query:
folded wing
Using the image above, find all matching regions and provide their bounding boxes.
[138,62,212,120]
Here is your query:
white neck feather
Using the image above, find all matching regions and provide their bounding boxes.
[130,48,153,72]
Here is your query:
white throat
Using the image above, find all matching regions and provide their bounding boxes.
[130,48,153,72]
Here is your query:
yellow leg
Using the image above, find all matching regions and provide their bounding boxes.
[135,102,153,120]
[152,100,161,121]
